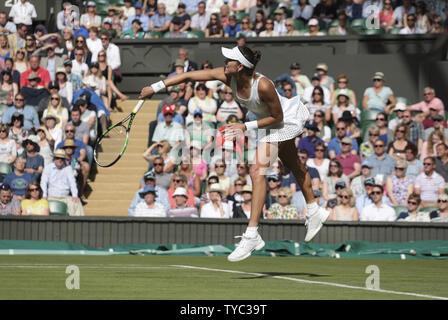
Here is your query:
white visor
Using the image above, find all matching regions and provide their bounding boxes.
[221,46,254,69]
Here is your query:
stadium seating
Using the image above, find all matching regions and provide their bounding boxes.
[294,19,305,31]
[394,206,407,217]
[187,30,205,38]
[419,206,438,213]
[49,200,68,216]
[361,110,381,123]
[350,18,366,33]
[388,27,402,34]
[0,163,12,180]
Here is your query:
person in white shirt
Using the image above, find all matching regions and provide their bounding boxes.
[399,13,423,34]
[134,184,167,217]
[273,9,287,35]
[80,1,102,30]
[200,184,233,218]
[8,0,37,26]
[360,184,396,221]
[71,48,89,77]
[99,31,121,71]
[302,73,331,105]
[86,27,103,63]
[190,1,211,31]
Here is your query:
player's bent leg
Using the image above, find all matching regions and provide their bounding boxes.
[228,142,277,262]
[278,139,329,242]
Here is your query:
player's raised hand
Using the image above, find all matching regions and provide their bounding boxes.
[138,86,155,100]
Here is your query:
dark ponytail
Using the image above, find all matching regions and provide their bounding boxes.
[237,46,261,75]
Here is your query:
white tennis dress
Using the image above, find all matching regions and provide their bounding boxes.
[229,73,310,143]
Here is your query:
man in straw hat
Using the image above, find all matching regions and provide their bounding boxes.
[200,183,233,218]
[40,149,84,216]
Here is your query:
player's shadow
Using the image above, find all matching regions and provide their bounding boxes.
[238,272,329,280]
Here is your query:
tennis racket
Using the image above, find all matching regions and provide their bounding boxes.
[93,100,145,167]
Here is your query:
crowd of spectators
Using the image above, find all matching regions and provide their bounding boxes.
[69,0,448,39]
[0,0,130,216]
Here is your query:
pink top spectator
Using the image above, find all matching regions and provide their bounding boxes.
[409,97,445,116]
[336,153,361,176]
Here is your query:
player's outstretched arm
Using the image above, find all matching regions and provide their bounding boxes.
[138,67,228,100]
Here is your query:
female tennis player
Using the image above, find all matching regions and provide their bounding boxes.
[139,46,329,262]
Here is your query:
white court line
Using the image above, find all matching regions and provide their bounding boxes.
[171,265,448,301]
[0,264,174,270]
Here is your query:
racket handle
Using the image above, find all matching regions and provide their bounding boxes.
[132,100,145,113]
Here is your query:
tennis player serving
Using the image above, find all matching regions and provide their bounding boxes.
[139,46,329,262]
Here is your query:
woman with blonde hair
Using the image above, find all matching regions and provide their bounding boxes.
[13,48,29,73]
[385,159,414,207]
[332,74,356,106]
[360,125,380,160]
[0,35,13,62]
[176,155,202,197]
[61,27,75,57]
[84,62,108,109]
[97,49,128,105]
[329,188,358,221]
[42,93,68,129]
[421,130,444,161]
[388,123,413,160]
[0,123,16,167]
[266,186,303,220]
[21,182,50,216]
[322,158,350,201]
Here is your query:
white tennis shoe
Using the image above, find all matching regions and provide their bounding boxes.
[304,206,330,242]
[228,233,265,262]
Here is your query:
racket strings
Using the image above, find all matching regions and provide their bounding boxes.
[95,125,128,166]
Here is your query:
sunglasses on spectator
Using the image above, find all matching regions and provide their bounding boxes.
[423,162,433,166]
[0,184,11,190]
[369,133,379,136]
[101,37,109,41]
[373,79,382,82]
[313,92,322,95]
[154,163,163,166]
[395,167,405,171]
[285,24,293,27]
[315,148,325,152]
[268,178,278,182]
[396,129,405,133]
[174,179,183,183]
[338,81,347,84]
[29,188,39,192]
[370,191,382,195]
[438,199,448,203]
[338,195,350,199]
[374,144,384,148]
[314,114,323,118]
[51,97,60,101]
[235,183,244,186]
[376,118,386,121]
[284,89,292,92]
[15,98,25,101]
[223,91,233,94]
[98,54,106,57]
[277,195,288,198]
[65,129,75,133]
[76,40,84,42]
[336,127,345,131]
[0,129,7,133]
[408,201,417,205]
[215,165,225,168]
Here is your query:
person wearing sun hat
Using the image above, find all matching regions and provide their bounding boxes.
[166,187,199,217]
[40,148,84,216]
[315,62,335,93]
[200,183,233,218]
[133,184,167,217]
[362,71,397,114]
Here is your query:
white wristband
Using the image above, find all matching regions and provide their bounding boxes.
[150,80,166,93]
[244,120,258,131]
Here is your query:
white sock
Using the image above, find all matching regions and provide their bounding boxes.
[306,202,318,218]
[245,226,258,237]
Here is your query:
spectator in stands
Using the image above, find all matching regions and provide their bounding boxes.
[54,68,72,105]
[56,2,76,32]
[233,184,252,219]
[134,184,167,217]
[152,105,185,149]
[172,48,198,73]
[249,0,270,22]
[399,13,424,34]
[13,49,28,74]
[405,143,423,181]
[362,0,383,19]
[293,0,313,21]
[360,184,395,221]
[148,3,172,33]
[20,55,51,89]
[205,13,224,38]
[3,156,32,200]
[103,8,123,38]
[71,47,89,78]
[61,27,75,58]
[391,0,416,28]
[312,110,330,145]
[227,176,246,207]
[200,183,232,218]
[165,16,188,38]
[0,183,21,215]
[329,11,356,35]
[0,69,16,106]
[362,72,396,114]
[2,58,20,88]
[396,193,430,222]
[298,121,323,158]
[69,35,92,66]
[185,110,214,154]
[124,2,151,33]
[421,130,444,162]
[42,92,69,130]
[100,18,118,39]
[262,172,282,213]
[258,18,278,37]
[86,27,103,63]
[0,123,16,173]
[429,193,448,221]
[211,158,230,197]
[341,0,362,21]
[350,160,374,197]
[100,31,121,76]
[35,45,63,83]
[0,11,17,35]
[390,160,415,207]
[167,187,199,217]
[286,63,311,96]
[424,113,448,138]
[322,158,350,201]
[8,0,37,28]
[435,143,448,182]
[200,173,219,206]
[143,0,158,17]
[284,18,301,36]
[296,149,321,191]
[97,50,128,105]
[313,0,337,27]
[430,16,444,34]
[308,86,331,122]
[402,109,424,152]
[129,170,170,215]
[9,112,28,155]
[252,10,266,35]
[216,87,243,123]
[266,186,302,220]
[35,80,70,120]
[36,126,53,166]
[355,177,383,215]
[20,72,50,108]
[224,15,242,37]
[339,110,361,143]
[408,87,445,123]
[328,120,358,158]
[329,187,358,221]
[22,135,44,182]
[189,144,207,181]
[366,137,395,180]
[332,74,356,107]
[336,137,361,179]
[307,142,329,178]
[2,93,40,132]
[379,0,395,31]
[332,89,359,124]
[84,63,108,110]
[0,35,12,64]
[186,83,217,126]
[63,60,82,94]
[80,2,102,30]
[170,2,191,33]
[219,4,230,26]
[167,173,196,208]
[176,155,201,197]
[72,17,89,38]
[303,73,331,105]
[388,102,405,132]
[7,23,27,53]
[20,181,49,216]
[273,8,287,35]
[40,149,84,216]
[57,123,89,166]
[363,112,393,146]
[74,99,96,144]
[62,139,89,202]
[40,115,62,152]
[387,123,414,161]
[414,156,445,207]
[119,0,136,22]
[149,156,173,190]
[236,16,257,38]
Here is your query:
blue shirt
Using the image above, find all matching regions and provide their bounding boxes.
[366,153,396,177]
[156,112,184,125]
[2,106,40,131]
[57,139,87,160]
[225,24,242,37]
[149,14,171,29]
[363,86,394,111]
[123,14,151,32]
[298,136,324,158]
[73,26,89,38]
[328,137,358,156]
[283,166,320,192]
[183,0,201,14]
[24,153,44,182]
[3,171,33,196]
[128,185,170,216]
[73,88,110,117]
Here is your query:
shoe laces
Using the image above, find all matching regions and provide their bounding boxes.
[233,234,253,249]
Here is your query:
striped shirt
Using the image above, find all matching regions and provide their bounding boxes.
[414,171,445,203]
